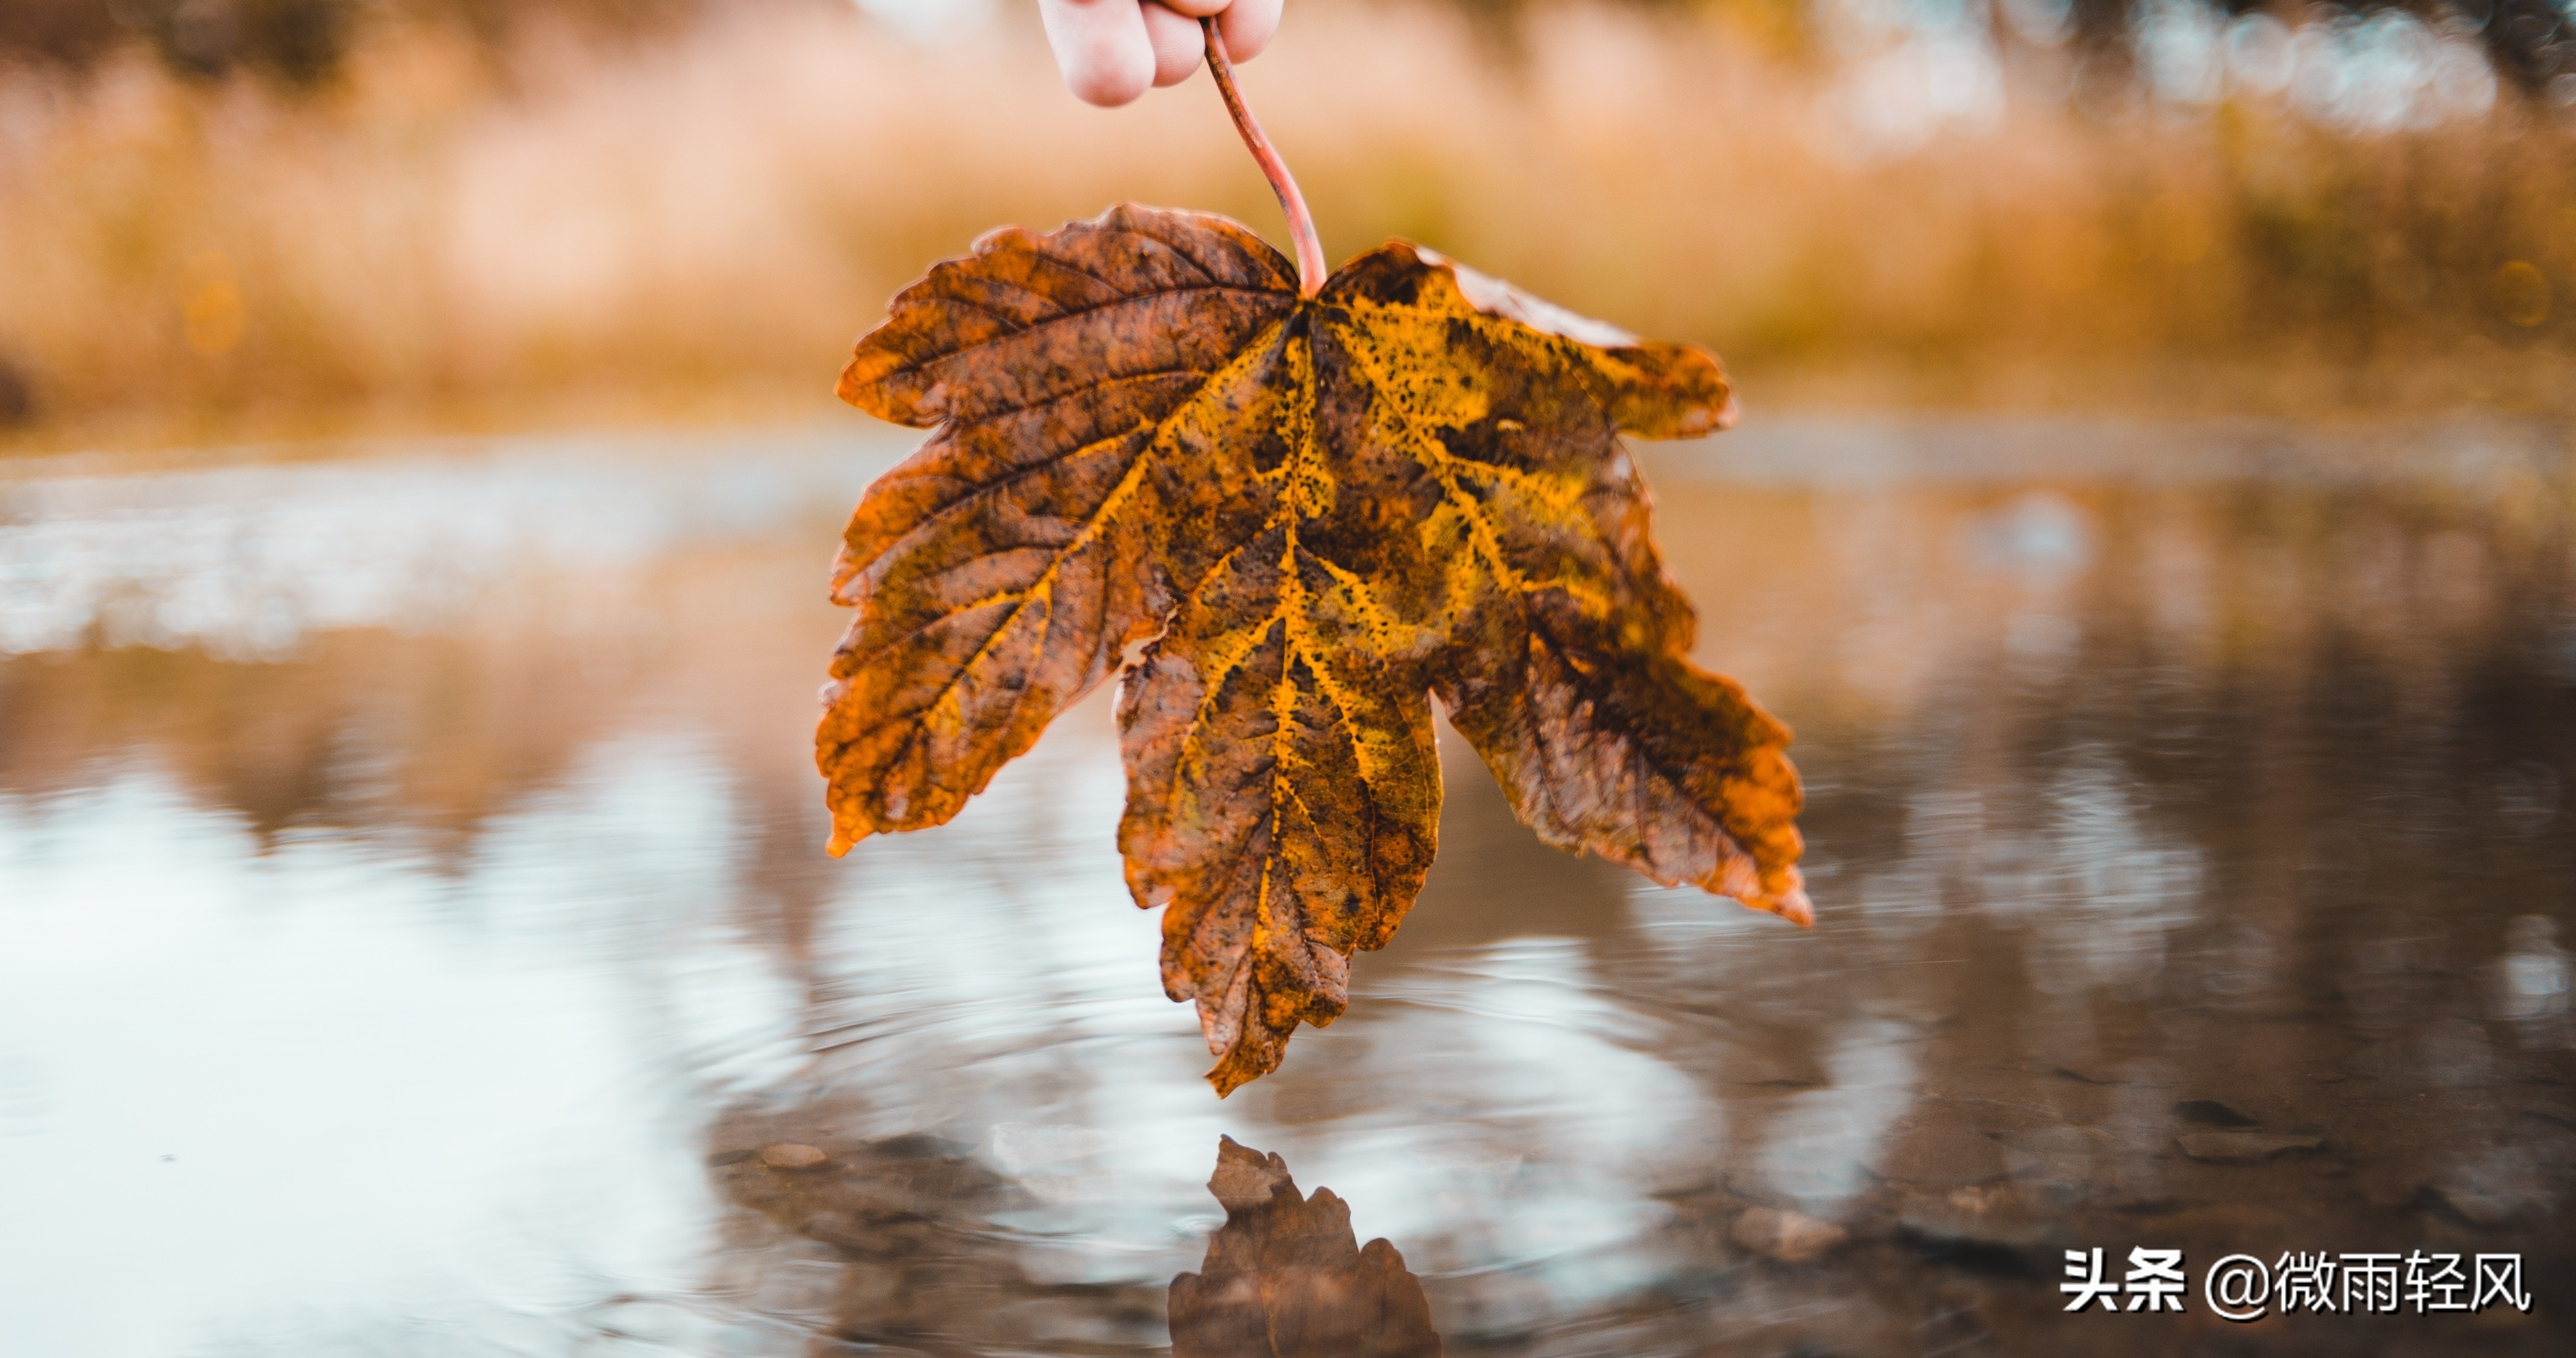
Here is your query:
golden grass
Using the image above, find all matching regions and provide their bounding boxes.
[1,0,2569,448]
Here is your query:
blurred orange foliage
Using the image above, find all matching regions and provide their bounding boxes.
[0,0,2568,444]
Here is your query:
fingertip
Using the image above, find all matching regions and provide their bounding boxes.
[1216,0,1282,62]
[1141,2,1203,88]
[1039,0,1155,107]
[1069,55,1154,108]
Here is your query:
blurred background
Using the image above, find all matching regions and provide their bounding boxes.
[0,0,2571,448]
[5,6,2575,1356]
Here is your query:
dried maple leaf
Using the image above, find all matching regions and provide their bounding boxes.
[819,21,1808,1095]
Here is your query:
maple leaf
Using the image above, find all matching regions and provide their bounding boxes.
[818,21,1808,1095]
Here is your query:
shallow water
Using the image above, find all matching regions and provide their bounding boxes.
[3,416,2572,1357]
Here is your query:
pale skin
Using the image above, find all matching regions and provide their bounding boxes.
[1037,0,1283,107]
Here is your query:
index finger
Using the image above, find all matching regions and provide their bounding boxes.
[1214,0,1281,62]
[1038,0,1156,107]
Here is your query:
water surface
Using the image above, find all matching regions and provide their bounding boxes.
[3,416,2571,1356]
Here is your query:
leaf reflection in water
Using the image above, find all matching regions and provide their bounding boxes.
[709,1112,1440,1355]
[1170,1136,1441,1358]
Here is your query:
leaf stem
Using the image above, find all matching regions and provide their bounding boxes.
[1202,18,1324,299]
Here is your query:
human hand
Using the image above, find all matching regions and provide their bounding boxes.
[1036,1,1282,108]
